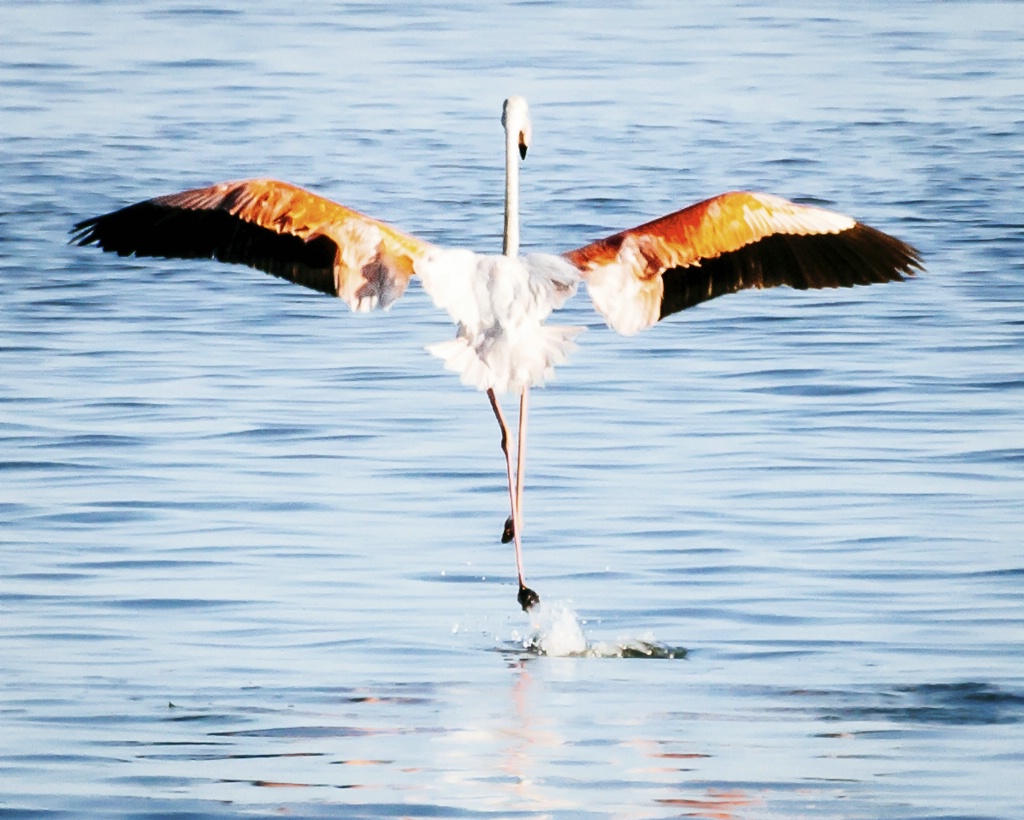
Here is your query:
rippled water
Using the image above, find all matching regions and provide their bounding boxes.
[3,2,1023,818]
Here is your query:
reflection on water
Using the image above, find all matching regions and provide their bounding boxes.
[3,0,1024,818]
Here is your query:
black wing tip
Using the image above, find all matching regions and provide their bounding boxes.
[848,221,925,280]
[70,199,340,297]
[658,222,923,320]
[69,215,100,246]
[69,201,159,251]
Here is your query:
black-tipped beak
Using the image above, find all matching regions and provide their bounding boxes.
[519,138,528,160]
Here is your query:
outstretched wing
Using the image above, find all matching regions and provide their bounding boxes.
[72,179,437,312]
[563,191,922,335]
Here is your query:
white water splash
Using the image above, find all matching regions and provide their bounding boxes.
[525,599,589,656]
[505,603,687,659]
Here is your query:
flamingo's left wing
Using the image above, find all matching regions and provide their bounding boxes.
[72,179,436,312]
[562,191,922,335]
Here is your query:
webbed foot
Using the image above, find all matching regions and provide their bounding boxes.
[518,585,539,612]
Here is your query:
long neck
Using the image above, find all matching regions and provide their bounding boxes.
[502,128,520,257]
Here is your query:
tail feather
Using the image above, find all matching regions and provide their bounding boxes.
[427,325,584,393]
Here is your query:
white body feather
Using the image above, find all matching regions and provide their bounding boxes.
[417,249,584,393]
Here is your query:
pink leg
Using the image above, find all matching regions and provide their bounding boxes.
[513,386,528,542]
[513,386,538,610]
[487,388,517,544]
[487,387,538,611]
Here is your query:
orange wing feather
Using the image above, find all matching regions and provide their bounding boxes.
[564,191,921,335]
[72,179,435,312]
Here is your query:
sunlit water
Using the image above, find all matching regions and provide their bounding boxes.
[3,2,1023,818]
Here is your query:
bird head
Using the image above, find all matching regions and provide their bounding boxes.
[502,96,532,159]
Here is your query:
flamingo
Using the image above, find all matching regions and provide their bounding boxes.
[72,96,922,611]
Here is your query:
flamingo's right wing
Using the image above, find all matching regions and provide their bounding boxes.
[563,191,922,335]
[72,179,437,312]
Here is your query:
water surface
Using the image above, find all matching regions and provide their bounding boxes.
[2,2,1023,818]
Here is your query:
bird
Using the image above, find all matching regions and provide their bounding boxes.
[71,95,922,612]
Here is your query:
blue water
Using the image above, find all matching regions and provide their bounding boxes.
[3,2,1023,818]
